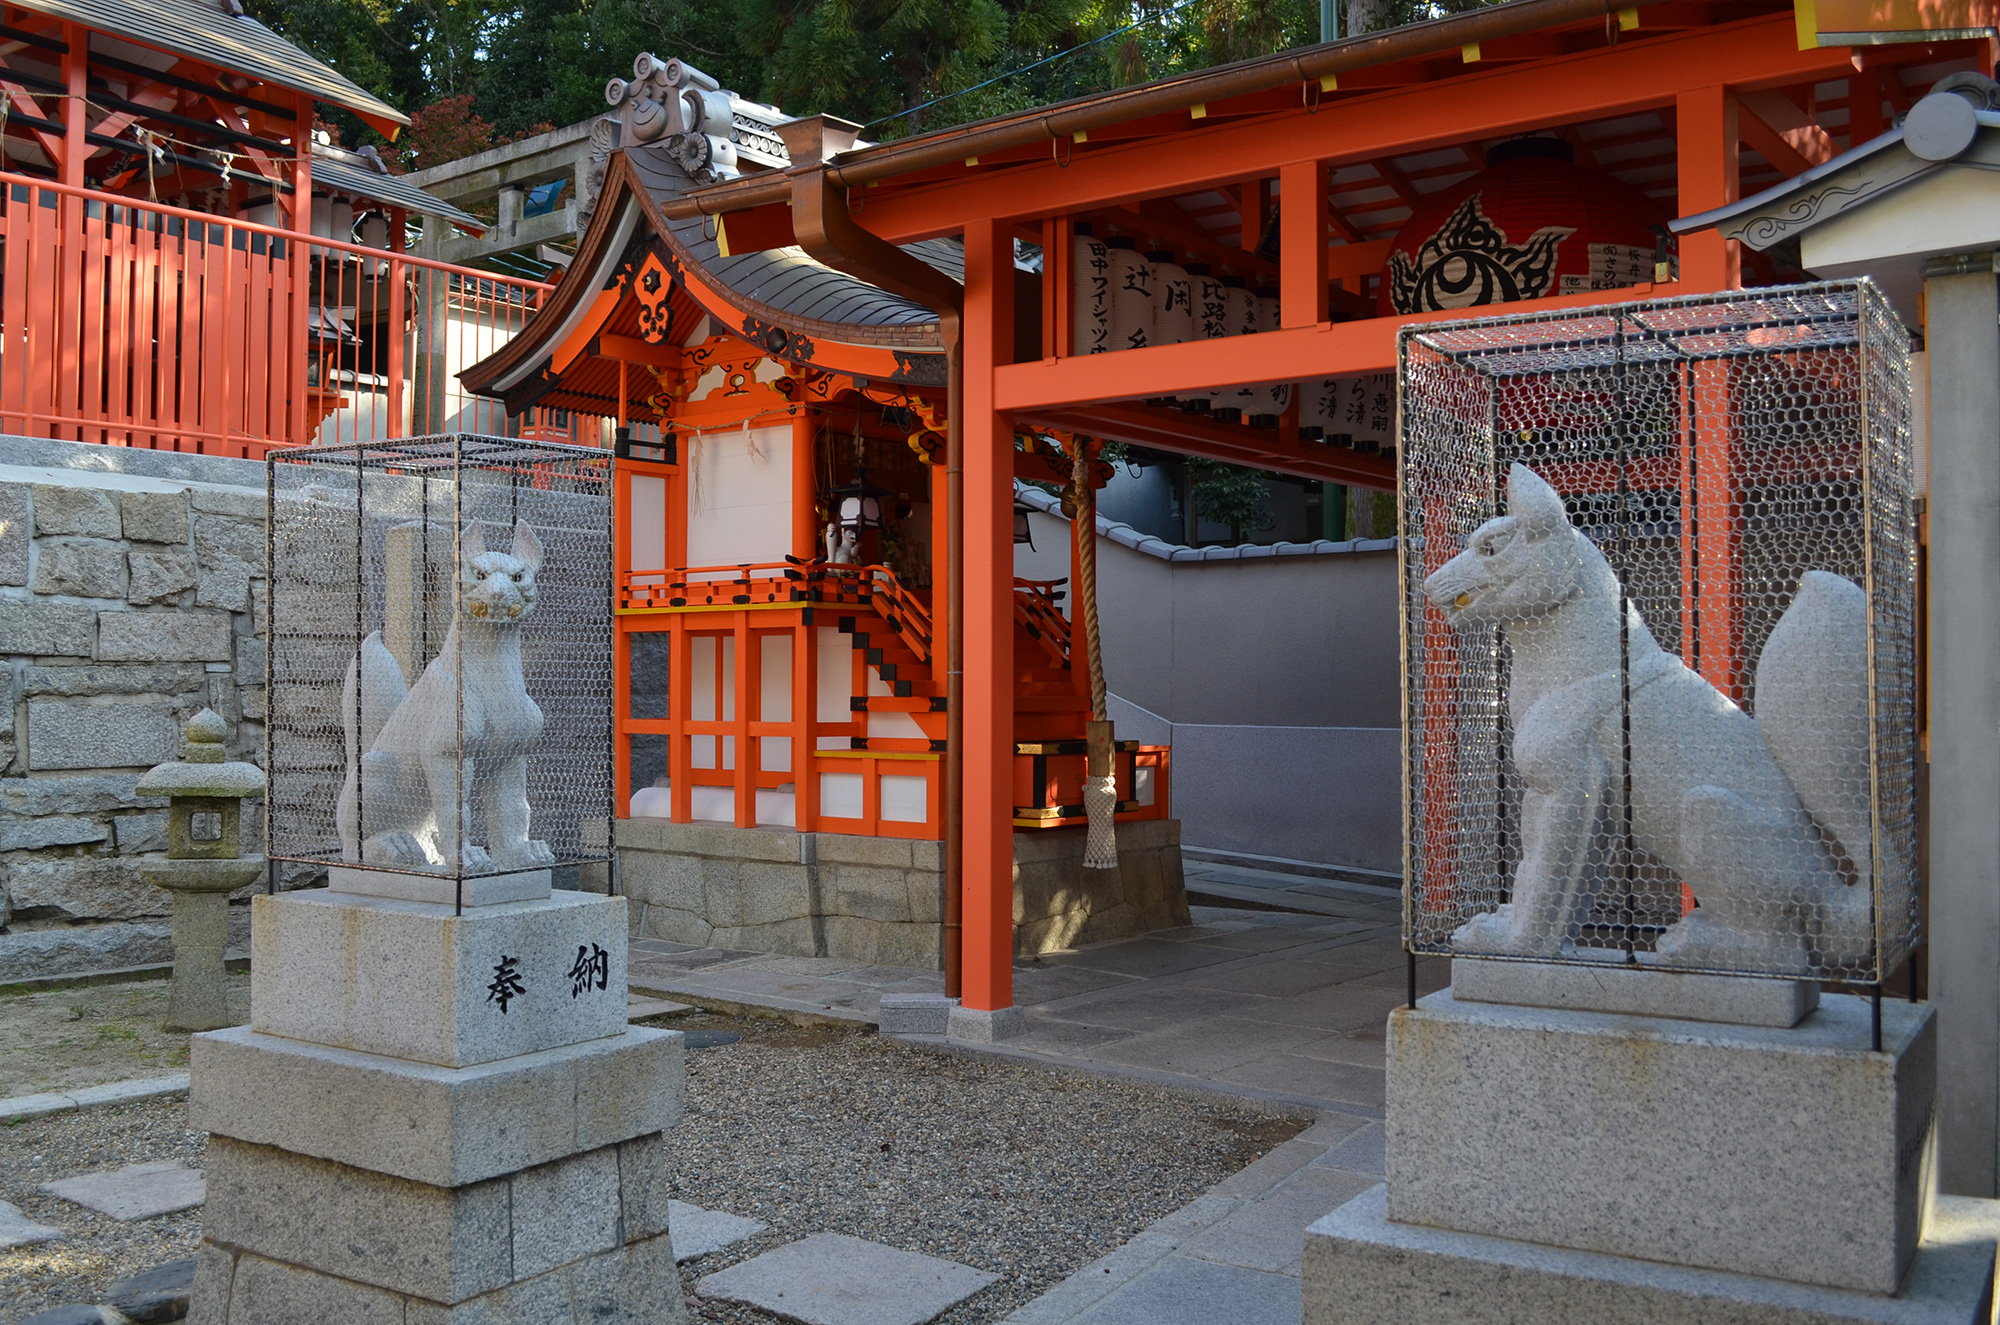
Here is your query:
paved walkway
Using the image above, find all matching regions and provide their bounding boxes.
[629,881,1445,1117]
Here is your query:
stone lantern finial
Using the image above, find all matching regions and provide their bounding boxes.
[138,709,267,1032]
[184,708,228,763]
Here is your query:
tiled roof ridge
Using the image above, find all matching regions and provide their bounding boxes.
[1013,481,1396,561]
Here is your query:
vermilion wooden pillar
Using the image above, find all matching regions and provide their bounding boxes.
[961,216,1016,1013]
[792,406,817,560]
[1279,159,1329,329]
[59,24,83,188]
[289,92,313,448]
[1675,85,1740,291]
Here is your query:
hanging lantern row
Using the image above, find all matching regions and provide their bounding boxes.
[1068,139,1677,460]
[1071,226,1290,428]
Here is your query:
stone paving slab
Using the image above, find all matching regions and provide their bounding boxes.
[696,1231,999,1325]
[669,1200,768,1261]
[0,1198,63,1248]
[628,994,692,1019]
[0,1073,190,1121]
[1064,1254,1300,1325]
[1182,1167,1378,1275]
[1311,1121,1385,1176]
[39,1159,205,1220]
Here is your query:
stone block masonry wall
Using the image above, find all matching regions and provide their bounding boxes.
[615,817,1187,967]
[0,438,294,984]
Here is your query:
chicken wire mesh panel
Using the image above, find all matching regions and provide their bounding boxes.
[1398,280,1916,983]
[266,436,613,882]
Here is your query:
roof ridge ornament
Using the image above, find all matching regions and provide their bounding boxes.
[599,52,794,187]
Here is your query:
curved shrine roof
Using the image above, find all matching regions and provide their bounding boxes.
[461,140,956,413]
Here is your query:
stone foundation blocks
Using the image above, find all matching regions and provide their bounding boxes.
[1385,991,1934,1293]
[616,816,1188,968]
[1306,1185,2000,1325]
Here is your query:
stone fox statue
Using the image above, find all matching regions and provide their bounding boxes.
[336,521,555,874]
[1422,464,1890,972]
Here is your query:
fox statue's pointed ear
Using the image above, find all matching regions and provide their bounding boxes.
[1507,464,1567,537]
[511,520,544,574]
[460,523,486,563]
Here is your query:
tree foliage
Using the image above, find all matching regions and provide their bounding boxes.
[1189,457,1271,544]
[250,0,1498,164]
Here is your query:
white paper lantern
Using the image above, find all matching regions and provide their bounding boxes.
[1150,250,1194,346]
[1106,237,1155,353]
[1071,223,1112,356]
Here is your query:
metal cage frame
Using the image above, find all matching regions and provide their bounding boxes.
[1397,279,1917,986]
[263,434,615,909]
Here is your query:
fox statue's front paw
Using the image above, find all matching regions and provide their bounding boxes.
[458,844,495,874]
[496,839,556,868]
[1451,904,1562,956]
[363,830,435,869]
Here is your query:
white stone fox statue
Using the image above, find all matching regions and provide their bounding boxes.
[1422,464,1890,972]
[336,521,555,874]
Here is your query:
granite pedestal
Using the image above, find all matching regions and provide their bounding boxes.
[190,889,688,1325]
[1386,991,1934,1293]
[1303,979,2000,1323]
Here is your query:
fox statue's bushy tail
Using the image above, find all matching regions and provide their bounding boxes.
[1752,571,1893,959]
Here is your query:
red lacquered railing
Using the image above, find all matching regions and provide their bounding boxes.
[0,171,566,457]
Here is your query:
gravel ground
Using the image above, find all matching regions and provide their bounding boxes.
[0,1098,206,1322]
[0,1010,1306,1323]
[0,973,249,1099]
[660,1010,1309,1325]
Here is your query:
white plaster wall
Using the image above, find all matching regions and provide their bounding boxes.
[685,425,791,571]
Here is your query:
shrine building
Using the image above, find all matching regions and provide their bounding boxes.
[469,0,1997,1019]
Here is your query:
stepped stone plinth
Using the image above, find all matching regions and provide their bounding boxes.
[1304,971,2000,1324]
[189,889,687,1324]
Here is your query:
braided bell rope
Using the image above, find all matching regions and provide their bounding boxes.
[1074,441,1118,870]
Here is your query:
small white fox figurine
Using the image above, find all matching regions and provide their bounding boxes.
[1423,464,1887,972]
[336,520,555,875]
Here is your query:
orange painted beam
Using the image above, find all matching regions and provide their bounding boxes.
[850,15,1865,245]
[1022,402,1397,489]
[961,216,1015,1014]
[995,282,1665,409]
[1735,101,1813,178]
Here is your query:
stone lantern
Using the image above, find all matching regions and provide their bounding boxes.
[139,709,266,1032]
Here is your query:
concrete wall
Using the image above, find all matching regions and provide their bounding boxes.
[1017,488,1402,874]
[0,439,282,983]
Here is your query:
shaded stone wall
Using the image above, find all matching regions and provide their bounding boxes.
[0,439,280,983]
[614,818,1187,966]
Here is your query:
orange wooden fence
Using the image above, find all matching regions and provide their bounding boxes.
[0,171,560,458]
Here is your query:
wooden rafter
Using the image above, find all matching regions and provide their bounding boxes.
[1368,157,1425,209]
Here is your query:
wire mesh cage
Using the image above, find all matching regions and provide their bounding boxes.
[266,436,614,896]
[1398,280,1916,983]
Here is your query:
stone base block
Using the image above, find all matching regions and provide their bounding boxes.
[199,1132,676,1306]
[1012,818,1191,957]
[1387,991,1935,1293]
[947,1003,1027,1043]
[190,1024,682,1188]
[1305,1185,1998,1325]
[251,890,628,1067]
[327,865,552,908]
[195,1221,685,1324]
[614,816,1189,966]
[879,993,954,1036]
[1452,957,1819,1027]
